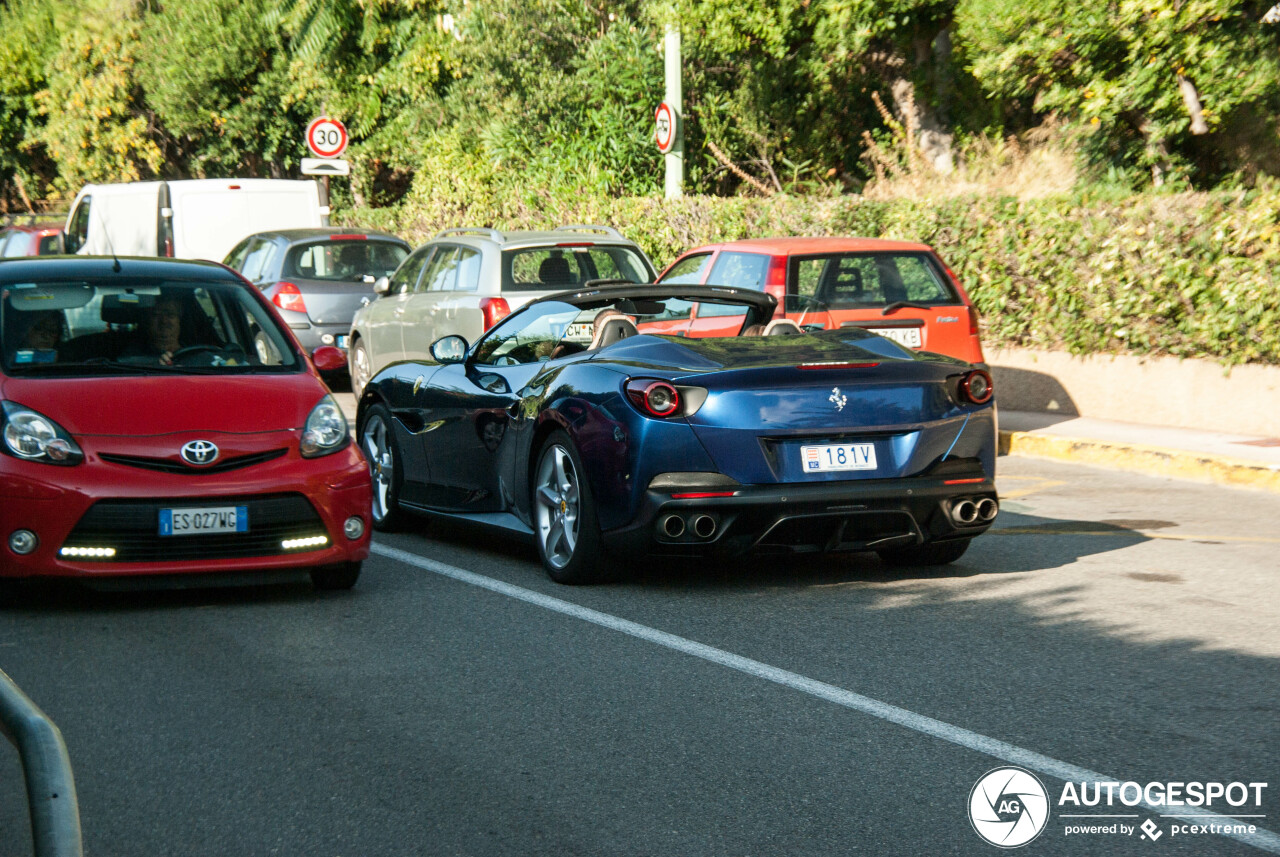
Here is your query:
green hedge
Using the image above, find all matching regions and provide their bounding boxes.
[341,185,1280,366]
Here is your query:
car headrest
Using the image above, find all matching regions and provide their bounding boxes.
[590,314,638,349]
[538,255,573,285]
[764,319,804,335]
[739,324,766,337]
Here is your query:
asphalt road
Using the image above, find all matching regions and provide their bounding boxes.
[1,456,1278,856]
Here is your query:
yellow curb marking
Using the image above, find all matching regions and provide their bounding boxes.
[999,431,1280,494]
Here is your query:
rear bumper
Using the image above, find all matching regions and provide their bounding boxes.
[602,470,997,557]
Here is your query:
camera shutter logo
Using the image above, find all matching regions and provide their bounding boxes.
[180,440,220,466]
[969,767,1050,848]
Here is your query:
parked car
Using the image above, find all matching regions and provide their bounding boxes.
[64,179,328,262]
[0,256,371,589]
[355,282,998,584]
[224,228,411,360]
[1,222,64,257]
[347,225,657,397]
[656,237,986,364]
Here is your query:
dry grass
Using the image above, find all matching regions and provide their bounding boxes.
[862,113,1080,201]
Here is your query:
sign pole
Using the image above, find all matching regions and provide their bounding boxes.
[663,26,683,200]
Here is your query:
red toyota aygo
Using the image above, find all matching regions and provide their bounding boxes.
[0,256,371,589]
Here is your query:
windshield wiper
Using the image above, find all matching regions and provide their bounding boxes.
[881,301,933,316]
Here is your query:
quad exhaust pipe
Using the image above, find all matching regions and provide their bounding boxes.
[950,497,998,526]
[659,513,719,541]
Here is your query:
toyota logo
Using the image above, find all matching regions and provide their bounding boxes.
[180,440,220,466]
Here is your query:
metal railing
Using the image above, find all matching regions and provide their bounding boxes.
[0,668,82,857]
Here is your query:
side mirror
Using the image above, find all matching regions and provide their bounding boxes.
[312,346,347,372]
[373,275,391,296]
[430,335,469,364]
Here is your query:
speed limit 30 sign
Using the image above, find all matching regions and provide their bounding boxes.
[306,117,348,159]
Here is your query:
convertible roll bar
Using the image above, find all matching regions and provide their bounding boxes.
[0,668,82,857]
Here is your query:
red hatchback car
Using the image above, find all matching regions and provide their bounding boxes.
[656,237,986,365]
[0,256,371,589]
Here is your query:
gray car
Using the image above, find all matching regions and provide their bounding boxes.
[347,225,657,396]
[225,228,412,363]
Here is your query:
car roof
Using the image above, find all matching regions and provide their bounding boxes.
[539,283,778,314]
[680,236,935,256]
[429,225,642,249]
[240,227,410,245]
[1,223,63,236]
[0,255,242,282]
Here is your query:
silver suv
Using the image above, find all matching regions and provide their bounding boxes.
[347,225,657,396]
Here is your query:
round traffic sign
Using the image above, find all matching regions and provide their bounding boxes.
[306,117,348,159]
[655,103,677,154]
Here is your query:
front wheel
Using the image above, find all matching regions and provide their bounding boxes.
[360,404,405,532]
[877,538,971,567]
[532,431,604,584]
[311,561,361,591]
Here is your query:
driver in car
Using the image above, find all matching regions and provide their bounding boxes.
[118,295,188,365]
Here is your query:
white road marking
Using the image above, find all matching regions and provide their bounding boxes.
[372,542,1280,854]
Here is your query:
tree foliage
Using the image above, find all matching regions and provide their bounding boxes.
[0,0,1278,210]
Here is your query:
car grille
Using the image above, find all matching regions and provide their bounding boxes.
[99,449,288,474]
[61,494,327,562]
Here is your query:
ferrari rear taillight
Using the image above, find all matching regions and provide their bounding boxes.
[627,380,680,417]
[480,297,510,330]
[273,282,307,314]
[960,369,994,405]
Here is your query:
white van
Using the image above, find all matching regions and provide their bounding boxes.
[63,179,329,262]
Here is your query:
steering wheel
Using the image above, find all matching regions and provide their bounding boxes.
[169,345,221,361]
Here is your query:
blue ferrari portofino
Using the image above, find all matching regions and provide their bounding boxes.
[355,284,998,583]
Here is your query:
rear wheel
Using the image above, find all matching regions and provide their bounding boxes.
[351,339,372,399]
[360,404,404,532]
[533,431,603,584]
[311,561,361,590]
[877,538,971,567]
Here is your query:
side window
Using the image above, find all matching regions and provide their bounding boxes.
[1,231,24,258]
[699,251,770,318]
[659,253,711,285]
[37,234,61,256]
[389,246,432,295]
[66,198,91,253]
[455,247,482,291]
[420,247,461,292]
[224,238,253,270]
[239,239,278,283]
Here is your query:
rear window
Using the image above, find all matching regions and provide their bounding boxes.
[284,239,409,282]
[503,245,651,291]
[790,252,958,309]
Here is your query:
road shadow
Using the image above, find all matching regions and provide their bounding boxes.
[989,365,1078,415]
[0,571,322,613]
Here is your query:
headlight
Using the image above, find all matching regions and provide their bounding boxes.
[300,395,349,458]
[1,401,83,466]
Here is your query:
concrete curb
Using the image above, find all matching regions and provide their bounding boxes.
[998,430,1280,494]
